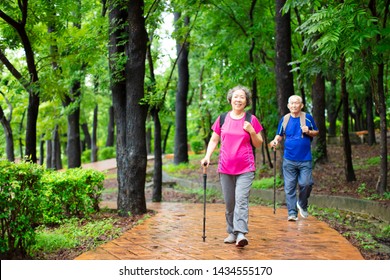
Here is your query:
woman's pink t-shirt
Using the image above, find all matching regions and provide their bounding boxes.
[212,112,263,175]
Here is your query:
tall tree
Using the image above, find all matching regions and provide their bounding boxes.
[173,11,190,164]
[340,56,356,181]
[275,0,294,117]
[369,0,388,195]
[312,74,328,163]
[0,91,14,162]
[63,0,83,168]
[110,0,148,216]
[0,0,40,163]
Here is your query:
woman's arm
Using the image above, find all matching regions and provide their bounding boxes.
[200,132,220,167]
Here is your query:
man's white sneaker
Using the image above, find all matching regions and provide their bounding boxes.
[297,201,309,218]
[287,215,298,221]
[235,233,248,247]
[224,233,237,244]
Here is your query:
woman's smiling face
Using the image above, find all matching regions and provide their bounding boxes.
[230,89,247,110]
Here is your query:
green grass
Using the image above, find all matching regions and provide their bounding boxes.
[308,205,390,258]
[252,175,283,190]
[30,215,123,257]
[183,187,222,201]
[355,155,390,170]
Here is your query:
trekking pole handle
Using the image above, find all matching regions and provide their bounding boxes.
[203,162,208,174]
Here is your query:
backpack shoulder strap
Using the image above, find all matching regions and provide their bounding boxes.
[300,112,306,138]
[282,112,306,138]
[245,112,252,123]
[219,112,228,128]
[282,113,291,133]
[300,112,306,127]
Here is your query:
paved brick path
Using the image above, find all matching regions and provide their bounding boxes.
[75,159,363,260]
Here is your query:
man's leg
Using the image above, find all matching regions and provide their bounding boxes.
[283,158,299,217]
[298,161,314,210]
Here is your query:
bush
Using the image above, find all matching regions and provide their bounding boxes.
[40,168,105,224]
[81,149,92,163]
[190,140,204,154]
[0,160,45,259]
[0,160,105,259]
[98,146,116,160]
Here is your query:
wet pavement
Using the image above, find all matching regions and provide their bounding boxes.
[75,159,363,260]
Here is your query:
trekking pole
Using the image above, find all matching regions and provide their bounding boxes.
[273,148,277,214]
[202,162,207,242]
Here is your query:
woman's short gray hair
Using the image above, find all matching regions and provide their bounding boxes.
[226,85,252,107]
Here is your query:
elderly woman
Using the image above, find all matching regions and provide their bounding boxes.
[201,85,263,247]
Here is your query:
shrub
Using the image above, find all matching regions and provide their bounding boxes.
[40,168,105,224]
[98,147,116,160]
[81,149,92,163]
[0,160,105,259]
[0,160,45,259]
[190,140,204,154]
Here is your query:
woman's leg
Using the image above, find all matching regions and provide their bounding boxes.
[233,172,254,234]
[220,173,236,234]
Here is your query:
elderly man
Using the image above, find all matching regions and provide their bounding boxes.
[270,95,319,221]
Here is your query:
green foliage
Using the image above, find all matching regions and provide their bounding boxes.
[30,216,122,257]
[309,205,390,256]
[184,187,222,202]
[0,160,105,259]
[98,147,116,161]
[0,160,45,258]
[40,168,105,224]
[163,162,199,176]
[357,183,367,195]
[366,155,390,166]
[252,175,283,190]
[190,139,204,154]
[81,149,92,163]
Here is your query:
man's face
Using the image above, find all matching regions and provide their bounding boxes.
[287,97,303,113]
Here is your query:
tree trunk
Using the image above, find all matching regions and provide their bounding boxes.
[81,123,92,150]
[63,85,81,168]
[110,0,148,216]
[365,84,376,146]
[369,0,388,195]
[105,105,115,147]
[275,0,294,117]
[340,57,356,182]
[46,139,52,168]
[91,105,98,162]
[249,0,258,115]
[52,125,62,170]
[0,105,15,162]
[173,12,189,165]
[146,32,163,202]
[122,0,148,215]
[39,135,44,165]
[152,108,163,202]
[312,73,327,163]
[327,79,338,137]
[109,1,128,215]
[375,62,388,195]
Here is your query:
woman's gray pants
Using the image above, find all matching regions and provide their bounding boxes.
[220,172,254,235]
